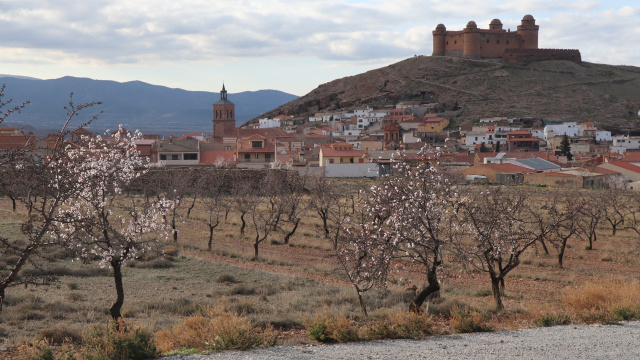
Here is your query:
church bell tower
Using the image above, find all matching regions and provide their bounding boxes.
[212,84,236,143]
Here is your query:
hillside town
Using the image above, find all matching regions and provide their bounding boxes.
[2,84,640,190]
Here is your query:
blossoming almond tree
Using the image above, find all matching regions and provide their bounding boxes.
[0,94,97,314]
[53,128,172,321]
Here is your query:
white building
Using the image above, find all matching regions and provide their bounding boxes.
[544,122,579,141]
[596,131,612,142]
[613,135,640,151]
[258,118,280,129]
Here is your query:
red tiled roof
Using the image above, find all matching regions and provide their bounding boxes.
[602,161,640,174]
[200,150,236,165]
[593,166,620,175]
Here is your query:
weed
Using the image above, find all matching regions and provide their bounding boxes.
[37,327,83,345]
[229,284,256,296]
[449,307,493,333]
[155,301,277,353]
[215,274,237,284]
[613,306,635,321]
[81,320,159,360]
[474,289,491,297]
[600,256,613,262]
[67,282,79,291]
[305,310,359,343]
[537,314,571,327]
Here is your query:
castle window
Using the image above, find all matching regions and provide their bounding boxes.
[446,41,449,45]
[454,40,457,44]
[506,40,509,44]
[497,40,500,44]
[487,39,490,43]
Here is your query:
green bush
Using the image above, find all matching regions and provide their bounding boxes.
[613,306,635,321]
[538,314,571,327]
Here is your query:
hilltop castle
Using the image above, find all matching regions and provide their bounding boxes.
[432,15,581,64]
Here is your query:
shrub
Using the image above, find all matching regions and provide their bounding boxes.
[613,306,635,321]
[229,284,256,296]
[215,274,237,284]
[364,311,432,340]
[155,301,278,353]
[67,282,79,290]
[449,307,493,333]
[537,314,571,327]
[80,320,158,360]
[305,310,359,343]
[37,327,83,345]
[562,279,640,323]
[135,258,174,269]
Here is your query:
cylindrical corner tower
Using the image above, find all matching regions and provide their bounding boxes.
[463,21,480,58]
[432,24,447,56]
[489,19,503,30]
[517,14,539,49]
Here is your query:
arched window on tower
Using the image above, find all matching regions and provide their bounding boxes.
[230,110,233,118]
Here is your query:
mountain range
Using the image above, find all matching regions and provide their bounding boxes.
[0,76,298,136]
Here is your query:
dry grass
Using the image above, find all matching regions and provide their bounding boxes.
[155,300,278,353]
[562,278,640,323]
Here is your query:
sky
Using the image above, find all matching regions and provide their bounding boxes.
[0,0,639,96]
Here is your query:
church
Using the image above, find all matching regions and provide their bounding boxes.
[210,84,302,166]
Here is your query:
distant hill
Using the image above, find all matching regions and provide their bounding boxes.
[0,76,298,136]
[254,56,640,133]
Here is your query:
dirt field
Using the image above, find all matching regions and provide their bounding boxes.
[1,187,640,351]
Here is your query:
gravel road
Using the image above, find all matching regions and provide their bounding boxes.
[163,321,640,359]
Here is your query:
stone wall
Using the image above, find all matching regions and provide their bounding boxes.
[502,49,582,65]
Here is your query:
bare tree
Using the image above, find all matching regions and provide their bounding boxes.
[308,172,338,243]
[248,173,283,260]
[576,194,603,251]
[544,191,582,268]
[600,188,632,236]
[457,187,538,310]
[198,169,230,251]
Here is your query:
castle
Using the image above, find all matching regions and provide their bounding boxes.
[432,15,581,64]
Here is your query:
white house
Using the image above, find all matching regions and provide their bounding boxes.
[544,122,579,141]
[596,131,612,142]
[613,135,640,151]
[258,118,280,128]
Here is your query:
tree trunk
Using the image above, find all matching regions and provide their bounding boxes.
[186,196,197,219]
[9,196,16,212]
[538,238,550,255]
[172,217,178,243]
[558,237,568,268]
[109,260,125,322]
[491,276,504,310]
[253,239,259,260]
[355,286,367,317]
[0,286,5,314]
[410,270,440,313]
[283,219,300,245]
[208,225,214,251]
[240,213,246,236]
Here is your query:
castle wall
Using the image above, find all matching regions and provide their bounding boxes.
[441,30,525,58]
[443,32,465,57]
[502,49,582,65]
[477,31,522,58]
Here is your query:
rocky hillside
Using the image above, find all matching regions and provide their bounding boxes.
[256,56,640,132]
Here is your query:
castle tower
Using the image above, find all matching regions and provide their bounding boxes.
[212,84,236,143]
[517,14,539,49]
[463,21,480,58]
[432,24,447,56]
[489,19,503,30]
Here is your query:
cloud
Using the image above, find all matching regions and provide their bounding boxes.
[0,0,638,70]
